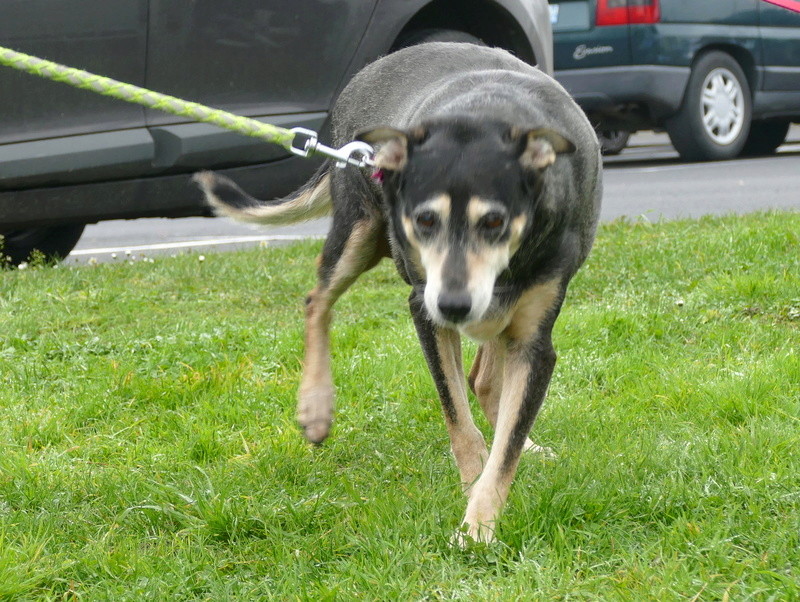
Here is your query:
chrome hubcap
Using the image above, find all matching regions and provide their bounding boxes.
[701,67,745,145]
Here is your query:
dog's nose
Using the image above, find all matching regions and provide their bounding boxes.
[438,292,472,323]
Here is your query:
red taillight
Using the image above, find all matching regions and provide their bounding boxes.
[628,0,660,23]
[596,0,660,26]
[596,0,629,26]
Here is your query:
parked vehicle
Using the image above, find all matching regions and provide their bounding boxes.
[0,0,553,265]
[550,0,800,161]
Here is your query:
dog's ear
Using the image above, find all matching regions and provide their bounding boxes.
[511,127,576,171]
[355,127,409,171]
[356,126,427,171]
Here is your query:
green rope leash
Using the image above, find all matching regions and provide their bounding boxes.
[0,45,296,150]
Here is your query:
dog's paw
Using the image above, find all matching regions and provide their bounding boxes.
[300,419,332,445]
[523,438,556,458]
[297,384,335,444]
[451,521,497,548]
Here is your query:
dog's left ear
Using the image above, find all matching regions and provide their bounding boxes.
[356,126,427,171]
[356,127,408,171]
[511,127,576,171]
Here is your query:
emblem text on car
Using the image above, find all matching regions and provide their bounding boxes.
[573,44,613,61]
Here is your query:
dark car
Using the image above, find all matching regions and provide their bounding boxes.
[0,0,553,265]
[550,0,800,160]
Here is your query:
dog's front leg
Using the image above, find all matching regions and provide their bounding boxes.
[409,291,488,488]
[298,285,336,444]
[459,334,557,544]
[298,218,383,444]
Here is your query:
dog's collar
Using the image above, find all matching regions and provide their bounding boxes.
[371,168,386,184]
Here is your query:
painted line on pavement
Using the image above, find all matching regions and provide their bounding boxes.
[618,148,799,174]
[69,234,324,257]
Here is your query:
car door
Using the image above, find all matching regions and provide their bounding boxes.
[0,1,151,187]
[144,0,378,171]
[759,0,800,92]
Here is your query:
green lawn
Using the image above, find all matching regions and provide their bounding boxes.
[1,212,798,600]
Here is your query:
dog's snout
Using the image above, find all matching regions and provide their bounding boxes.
[437,292,472,323]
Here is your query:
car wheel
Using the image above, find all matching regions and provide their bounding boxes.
[1,224,86,267]
[740,119,790,156]
[666,51,752,161]
[395,29,484,49]
[598,129,631,155]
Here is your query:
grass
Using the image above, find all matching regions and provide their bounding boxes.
[1,211,799,600]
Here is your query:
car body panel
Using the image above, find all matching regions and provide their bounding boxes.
[552,1,632,70]
[0,1,374,192]
[0,1,149,145]
[658,0,759,26]
[554,24,632,70]
[628,22,761,68]
[0,113,328,188]
[760,0,800,91]
[495,0,554,73]
[1,155,324,229]
[0,131,154,187]
[555,65,689,120]
[144,0,377,122]
[148,113,327,170]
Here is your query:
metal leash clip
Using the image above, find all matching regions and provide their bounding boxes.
[289,127,375,169]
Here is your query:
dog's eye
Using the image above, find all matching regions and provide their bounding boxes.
[479,212,506,231]
[415,211,439,232]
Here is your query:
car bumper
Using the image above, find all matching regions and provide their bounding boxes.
[555,65,691,119]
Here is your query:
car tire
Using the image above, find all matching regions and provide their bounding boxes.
[1,224,86,267]
[598,130,631,155]
[395,29,484,50]
[666,51,752,162]
[740,119,790,156]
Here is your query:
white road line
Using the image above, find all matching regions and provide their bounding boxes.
[618,149,798,174]
[69,234,323,256]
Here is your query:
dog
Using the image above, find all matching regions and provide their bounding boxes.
[195,42,602,544]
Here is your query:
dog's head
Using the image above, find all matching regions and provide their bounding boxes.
[358,118,574,328]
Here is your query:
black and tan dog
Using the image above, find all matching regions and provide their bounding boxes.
[196,42,602,543]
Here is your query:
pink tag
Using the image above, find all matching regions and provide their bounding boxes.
[371,168,385,183]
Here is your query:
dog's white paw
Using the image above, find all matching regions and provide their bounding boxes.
[297,384,334,444]
[523,438,556,458]
[301,418,332,445]
[452,521,497,548]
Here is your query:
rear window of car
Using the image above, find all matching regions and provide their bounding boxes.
[551,1,592,32]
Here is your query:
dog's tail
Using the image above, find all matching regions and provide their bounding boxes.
[193,165,332,225]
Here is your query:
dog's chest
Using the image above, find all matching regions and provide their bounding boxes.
[458,277,562,344]
[459,312,512,342]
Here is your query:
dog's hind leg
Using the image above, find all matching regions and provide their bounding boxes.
[467,342,504,427]
[468,342,553,455]
[409,292,488,489]
[299,216,385,444]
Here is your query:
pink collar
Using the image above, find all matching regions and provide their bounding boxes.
[371,168,385,183]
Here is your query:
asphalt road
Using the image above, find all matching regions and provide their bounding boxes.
[68,127,800,264]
